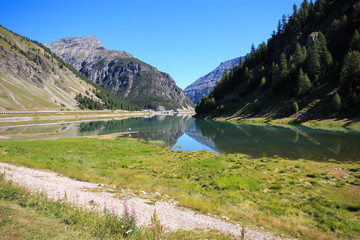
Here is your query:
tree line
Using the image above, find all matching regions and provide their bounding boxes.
[196,0,360,117]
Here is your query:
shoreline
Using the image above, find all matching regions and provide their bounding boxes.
[201,115,360,130]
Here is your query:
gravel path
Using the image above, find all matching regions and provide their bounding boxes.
[0,162,290,239]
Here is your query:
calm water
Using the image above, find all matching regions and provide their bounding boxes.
[1,115,360,161]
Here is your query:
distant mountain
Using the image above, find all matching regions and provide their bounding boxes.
[184,57,241,104]
[46,37,194,111]
[196,0,360,119]
[0,25,98,111]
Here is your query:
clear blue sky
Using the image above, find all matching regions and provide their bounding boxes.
[0,0,303,89]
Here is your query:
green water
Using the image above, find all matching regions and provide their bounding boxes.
[1,115,359,161]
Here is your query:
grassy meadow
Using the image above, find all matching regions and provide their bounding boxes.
[0,137,359,239]
[0,174,233,240]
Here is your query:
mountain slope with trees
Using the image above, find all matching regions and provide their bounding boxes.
[184,57,241,104]
[46,37,194,111]
[0,25,140,111]
[196,0,360,120]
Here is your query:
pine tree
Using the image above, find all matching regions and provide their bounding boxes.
[251,43,256,52]
[340,51,360,87]
[332,93,341,111]
[350,30,360,52]
[296,68,312,95]
[317,32,332,69]
[294,43,305,66]
[239,57,243,69]
[260,77,266,89]
[271,63,282,94]
[293,3,298,16]
[279,53,289,81]
[354,2,360,24]
[292,101,299,113]
[306,43,321,80]
[305,32,332,81]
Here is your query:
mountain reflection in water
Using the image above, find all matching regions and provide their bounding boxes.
[1,115,359,161]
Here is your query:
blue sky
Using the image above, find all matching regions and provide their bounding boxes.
[0,0,303,89]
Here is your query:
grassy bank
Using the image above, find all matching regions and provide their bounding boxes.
[221,117,360,131]
[0,137,359,239]
[0,174,233,239]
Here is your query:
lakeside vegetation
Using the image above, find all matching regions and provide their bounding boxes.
[0,137,359,239]
[0,174,233,239]
[222,117,360,130]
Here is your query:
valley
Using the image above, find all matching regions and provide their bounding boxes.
[0,0,360,239]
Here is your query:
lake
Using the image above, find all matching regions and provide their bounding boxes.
[1,115,359,161]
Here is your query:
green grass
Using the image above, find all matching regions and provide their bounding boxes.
[0,174,235,239]
[0,200,90,239]
[0,137,359,239]
[227,117,360,131]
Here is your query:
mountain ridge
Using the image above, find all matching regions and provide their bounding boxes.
[184,57,241,104]
[46,36,194,111]
[0,25,98,111]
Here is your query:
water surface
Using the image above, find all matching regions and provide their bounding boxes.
[1,115,359,161]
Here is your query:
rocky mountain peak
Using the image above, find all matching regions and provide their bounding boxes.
[46,36,105,58]
[184,57,242,104]
[46,36,194,110]
[45,36,133,70]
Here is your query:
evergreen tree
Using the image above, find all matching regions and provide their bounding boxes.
[259,77,266,89]
[306,44,321,80]
[306,32,332,81]
[293,3,298,16]
[239,57,244,69]
[294,43,306,66]
[340,51,360,88]
[332,93,341,111]
[296,68,312,95]
[271,63,281,93]
[292,101,299,113]
[279,53,289,81]
[354,2,360,24]
[251,43,255,52]
[317,32,332,69]
[350,30,360,52]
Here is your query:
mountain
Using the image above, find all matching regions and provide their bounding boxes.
[0,25,102,111]
[184,57,241,104]
[196,0,360,120]
[45,37,194,111]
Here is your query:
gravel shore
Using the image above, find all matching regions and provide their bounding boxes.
[0,162,291,239]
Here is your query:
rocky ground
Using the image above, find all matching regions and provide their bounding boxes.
[0,162,291,240]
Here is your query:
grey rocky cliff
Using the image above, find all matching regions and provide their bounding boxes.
[46,36,193,110]
[184,57,242,104]
[45,36,132,70]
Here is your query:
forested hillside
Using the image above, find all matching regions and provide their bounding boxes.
[196,0,360,120]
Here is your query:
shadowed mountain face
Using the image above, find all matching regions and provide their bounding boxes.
[45,37,194,111]
[184,57,241,104]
